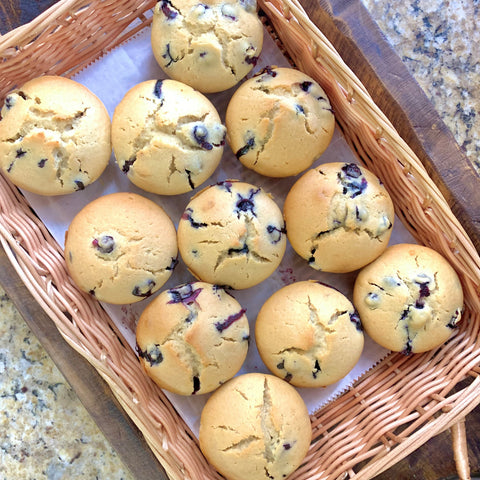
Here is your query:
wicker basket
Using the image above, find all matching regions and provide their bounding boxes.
[1,0,480,479]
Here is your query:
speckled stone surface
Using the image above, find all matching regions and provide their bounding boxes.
[0,1,478,479]
[0,286,134,480]
[362,0,480,173]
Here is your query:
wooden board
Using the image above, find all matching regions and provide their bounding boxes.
[1,0,480,479]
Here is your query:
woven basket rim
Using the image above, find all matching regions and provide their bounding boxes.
[1,1,480,479]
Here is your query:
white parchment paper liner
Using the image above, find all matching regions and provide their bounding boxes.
[21,26,416,438]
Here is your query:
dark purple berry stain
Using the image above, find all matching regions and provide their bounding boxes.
[418,282,431,298]
[242,333,250,342]
[74,180,85,191]
[136,343,164,366]
[153,79,164,100]
[415,299,425,309]
[192,376,201,395]
[163,43,180,67]
[342,163,362,178]
[5,96,14,109]
[216,180,233,192]
[167,283,203,306]
[220,4,237,20]
[245,54,259,66]
[166,256,178,271]
[299,81,313,92]
[16,148,26,158]
[284,372,293,382]
[122,156,136,173]
[199,51,207,58]
[400,307,410,321]
[266,224,286,244]
[132,279,156,298]
[212,130,226,148]
[308,247,316,264]
[89,289,96,296]
[192,124,213,150]
[6,162,14,173]
[235,188,260,217]
[235,136,255,158]
[257,65,277,79]
[182,207,207,228]
[37,158,47,168]
[402,338,413,356]
[92,235,115,254]
[283,443,291,450]
[447,309,461,329]
[295,104,305,115]
[355,206,362,221]
[185,169,195,189]
[312,359,321,379]
[159,0,178,19]
[350,311,363,332]
[276,360,285,370]
[214,308,246,332]
[228,243,249,256]
[338,163,368,198]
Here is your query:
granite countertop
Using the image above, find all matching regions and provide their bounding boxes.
[0,1,478,479]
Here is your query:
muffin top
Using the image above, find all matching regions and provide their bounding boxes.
[226,66,335,177]
[151,0,264,93]
[0,75,111,195]
[353,243,464,354]
[284,162,395,273]
[177,180,286,289]
[256,280,364,387]
[136,281,249,395]
[112,79,226,195]
[199,373,312,480]
[65,192,178,304]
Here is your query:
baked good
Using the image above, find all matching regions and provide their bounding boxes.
[225,66,335,177]
[65,192,178,304]
[177,180,287,289]
[255,280,364,387]
[199,372,311,480]
[151,0,263,93]
[283,162,395,273]
[136,281,249,395]
[0,75,111,196]
[111,79,226,195]
[353,243,464,354]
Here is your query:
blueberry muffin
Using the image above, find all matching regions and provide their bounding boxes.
[255,281,364,388]
[136,281,249,395]
[112,79,226,195]
[0,75,111,195]
[353,243,464,354]
[199,373,311,480]
[284,162,395,273]
[151,0,263,93]
[225,66,335,177]
[65,192,178,304]
[177,180,287,289]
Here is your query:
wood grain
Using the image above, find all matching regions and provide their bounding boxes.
[0,0,60,34]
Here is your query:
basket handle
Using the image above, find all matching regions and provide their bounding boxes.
[451,416,471,480]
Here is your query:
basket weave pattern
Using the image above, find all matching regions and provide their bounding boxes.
[1,0,480,479]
